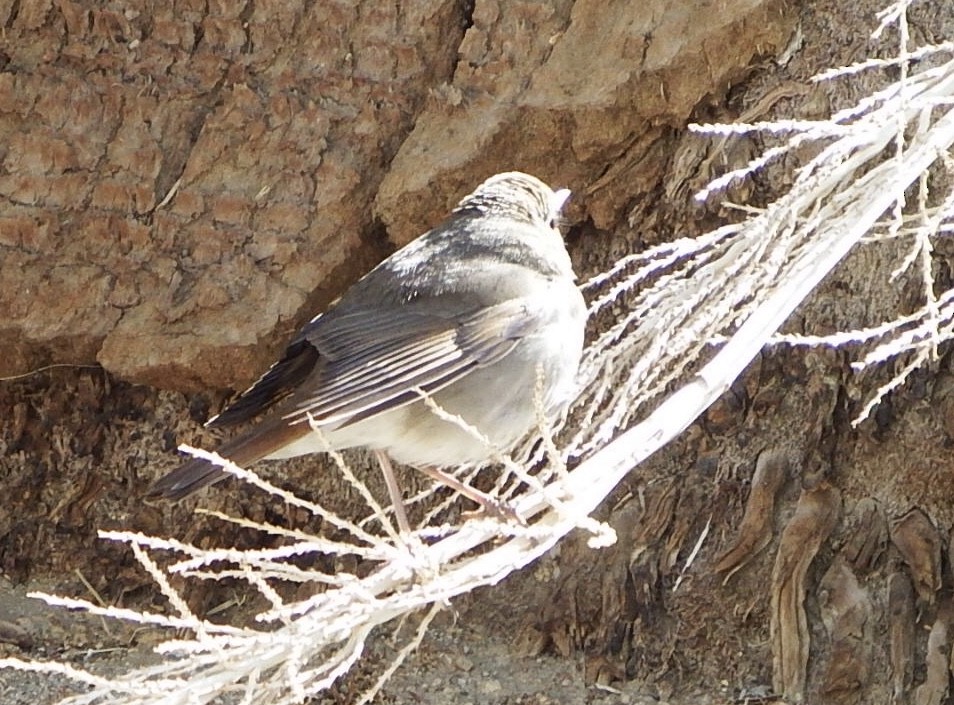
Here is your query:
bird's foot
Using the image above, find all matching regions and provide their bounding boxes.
[462,496,526,526]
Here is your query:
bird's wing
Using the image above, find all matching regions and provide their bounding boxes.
[207,298,541,430]
[281,298,540,428]
[206,336,321,427]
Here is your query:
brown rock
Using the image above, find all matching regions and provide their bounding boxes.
[0,0,794,392]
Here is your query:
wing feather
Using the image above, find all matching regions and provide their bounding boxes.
[282,299,537,428]
[205,296,541,431]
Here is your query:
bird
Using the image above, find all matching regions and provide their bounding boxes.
[148,171,587,528]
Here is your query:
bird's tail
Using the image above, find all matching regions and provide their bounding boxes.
[147,417,310,501]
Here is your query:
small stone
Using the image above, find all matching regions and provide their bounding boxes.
[478,678,502,694]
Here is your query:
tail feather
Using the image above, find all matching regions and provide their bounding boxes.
[147,417,311,501]
[148,457,231,501]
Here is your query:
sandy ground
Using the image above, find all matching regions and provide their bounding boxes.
[0,574,675,705]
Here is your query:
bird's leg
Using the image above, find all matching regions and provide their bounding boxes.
[374,450,412,535]
[417,465,524,525]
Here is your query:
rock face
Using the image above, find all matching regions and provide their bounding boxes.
[1,0,467,389]
[0,0,793,392]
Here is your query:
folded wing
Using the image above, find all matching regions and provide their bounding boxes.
[208,297,540,431]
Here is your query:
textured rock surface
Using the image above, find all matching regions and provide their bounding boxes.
[1,0,467,390]
[0,0,792,392]
[377,0,792,241]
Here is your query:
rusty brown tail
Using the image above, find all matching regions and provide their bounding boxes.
[147,417,311,501]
